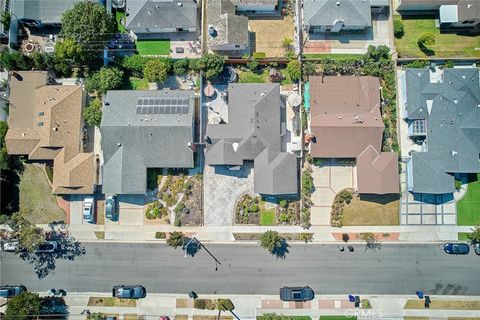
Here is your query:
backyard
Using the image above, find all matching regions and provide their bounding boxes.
[19,164,66,224]
[238,68,293,85]
[394,15,480,58]
[122,77,149,90]
[457,173,480,226]
[248,16,294,57]
[136,40,171,56]
[342,194,400,226]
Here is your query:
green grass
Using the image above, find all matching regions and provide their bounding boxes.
[302,53,364,60]
[260,210,276,226]
[458,232,472,241]
[136,40,170,56]
[258,317,311,320]
[457,174,480,226]
[115,11,127,34]
[320,317,356,320]
[394,15,480,58]
[238,69,269,83]
[122,77,149,90]
[19,164,66,224]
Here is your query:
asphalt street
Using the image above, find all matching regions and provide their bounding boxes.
[1,242,479,295]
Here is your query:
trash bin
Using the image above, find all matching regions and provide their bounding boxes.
[348,295,355,302]
[416,291,424,299]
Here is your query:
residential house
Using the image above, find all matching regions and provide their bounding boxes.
[308,76,399,194]
[5,71,95,194]
[204,83,298,196]
[206,0,249,56]
[100,89,195,195]
[397,0,480,33]
[125,0,198,40]
[400,67,480,195]
[303,0,389,33]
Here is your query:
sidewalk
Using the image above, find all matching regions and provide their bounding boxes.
[36,224,476,243]
[24,292,480,320]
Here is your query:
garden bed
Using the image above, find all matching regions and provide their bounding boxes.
[233,232,313,241]
[235,195,300,226]
[87,297,137,307]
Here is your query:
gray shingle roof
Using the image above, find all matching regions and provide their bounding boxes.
[12,0,85,23]
[206,0,249,48]
[126,0,197,33]
[406,68,480,194]
[101,89,195,195]
[303,0,371,29]
[205,83,298,195]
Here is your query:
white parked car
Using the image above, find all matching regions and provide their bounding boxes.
[83,197,96,224]
[0,240,19,252]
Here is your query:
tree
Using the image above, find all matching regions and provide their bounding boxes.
[198,54,224,79]
[5,292,43,320]
[468,226,480,243]
[143,59,171,83]
[0,121,10,171]
[61,1,116,49]
[84,98,103,126]
[54,38,90,65]
[166,231,185,249]
[417,32,435,55]
[302,61,317,77]
[393,19,404,38]
[217,299,235,311]
[121,55,151,78]
[260,230,284,253]
[31,52,53,70]
[89,313,105,320]
[286,60,301,82]
[360,232,381,252]
[0,51,33,71]
[1,11,11,30]
[11,212,45,252]
[85,67,124,94]
[173,59,189,75]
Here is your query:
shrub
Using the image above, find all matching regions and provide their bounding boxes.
[342,233,350,242]
[302,170,314,196]
[174,212,182,227]
[279,212,288,223]
[198,54,224,79]
[260,230,284,253]
[443,60,454,69]
[279,199,288,209]
[217,298,235,311]
[155,232,166,239]
[252,52,266,59]
[286,60,301,82]
[455,179,462,191]
[249,204,259,213]
[247,59,260,72]
[205,299,216,310]
[339,190,353,204]
[393,20,404,38]
[166,231,184,248]
[1,11,11,30]
[404,60,430,68]
[301,208,311,229]
[417,32,435,55]
[361,299,372,309]
[121,55,151,77]
[282,37,293,50]
[300,233,313,243]
[193,299,206,309]
[85,67,123,94]
[146,206,159,219]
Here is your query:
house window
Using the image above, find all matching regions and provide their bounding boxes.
[412,119,426,135]
[462,20,475,24]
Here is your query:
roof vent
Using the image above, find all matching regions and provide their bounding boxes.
[452,150,457,156]
[177,2,183,6]
[336,1,340,6]
[117,143,122,147]
[21,132,26,137]
[52,127,58,131]
[450,119,454,124]
[147,9,152,15]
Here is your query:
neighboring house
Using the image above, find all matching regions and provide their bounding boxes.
[0,0,9,41]
[125,0,198,40]
[5,71,95,194]
[100,89,195,195]
[206,0,249,56]
[397,0,480,33]
[303,0,389,33]
[204,83,298,196]
[400,67,480,195]
[231,0,278,13]
[308,76,399,194]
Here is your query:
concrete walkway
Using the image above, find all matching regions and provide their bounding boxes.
[12,292,480,320]
[32,223,476,243]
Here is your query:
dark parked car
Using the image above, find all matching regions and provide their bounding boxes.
[279,286,314,301]
[444,243,470,255]
[0,285,27,298]
[112,285,146,299]
[474,242,480,256]
[105,195,118,220]
[36,241,58,253]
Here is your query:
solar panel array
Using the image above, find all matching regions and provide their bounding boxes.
[136,97,190,115]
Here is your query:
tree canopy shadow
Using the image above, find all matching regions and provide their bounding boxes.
[271,239,290,259]
[19,224,86,278]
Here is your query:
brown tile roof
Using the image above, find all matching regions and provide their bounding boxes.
[356,146,399,194]
[5,71,95,195]
[308,76,399,194]
[309,76,384,158]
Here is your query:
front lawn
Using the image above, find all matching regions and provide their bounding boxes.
[121,77,149,90]
[136,40,171,56]
[458,232,471,241]
[260,210,275,226]
[302,53,364,60]
[394,15,480,58]
[457,174,480,226]
[342,194,400,226]
[404,299,480,310]
[19,164,66,224]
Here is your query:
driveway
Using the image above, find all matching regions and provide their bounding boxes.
[114,195,145,226]
[203,164,254,226]
[310,159,355,225]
